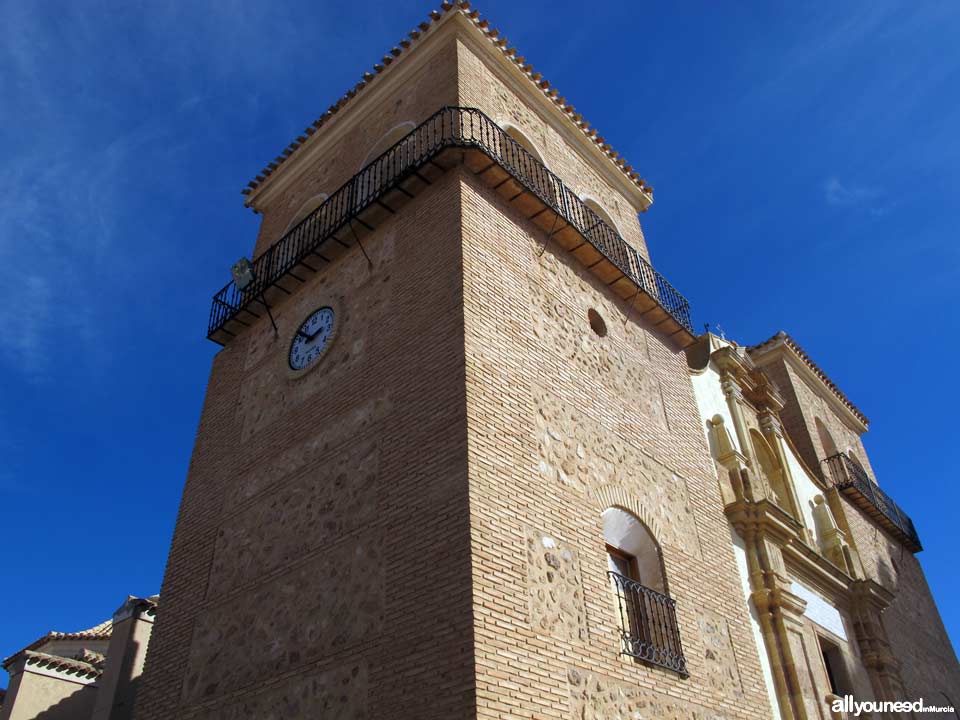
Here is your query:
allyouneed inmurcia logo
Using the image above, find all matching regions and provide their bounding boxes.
[831,695,956,716]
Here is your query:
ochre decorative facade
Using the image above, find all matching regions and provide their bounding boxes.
[128,4,958,719]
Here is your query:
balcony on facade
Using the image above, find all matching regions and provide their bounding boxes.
[207,107,695,348]
[821,453,922,552]
[608,571,688,676]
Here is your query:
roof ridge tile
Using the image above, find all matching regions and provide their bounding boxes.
[241,2,651,204]
[749,331,869,426]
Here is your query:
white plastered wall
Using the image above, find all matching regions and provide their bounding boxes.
[783,449,826,548]
[730,528,782,720]
[691,358,779,719]
[790,581,847,640]
[690,362,739,454]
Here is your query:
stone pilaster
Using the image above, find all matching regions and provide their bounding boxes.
[849,580,909,718]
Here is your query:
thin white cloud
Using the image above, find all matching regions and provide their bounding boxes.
[823,177,891,216]
[824,177,879,205]
[0,152,109,378]
[0,0,327,380]
[0,275,53,375]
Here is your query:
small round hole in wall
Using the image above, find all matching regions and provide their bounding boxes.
[588,308,607,337]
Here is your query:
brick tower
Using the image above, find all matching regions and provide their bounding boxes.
[133,5,959,720]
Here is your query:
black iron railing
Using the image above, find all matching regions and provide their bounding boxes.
[822,453,921,551]
[208,106,693,340]
[608,571,688,675]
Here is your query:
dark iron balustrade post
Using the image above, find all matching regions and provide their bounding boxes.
[209,107,695,341]
[262,246,273,294]
[558,184,571,230]
[348,173,358,222]
[822,452,921,551]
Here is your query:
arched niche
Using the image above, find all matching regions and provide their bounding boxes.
[359,121,416,170]
[582,196,621,236]
[502,123,548,165]
[500,123,558,207]
[847,450,868,478]
[750,429,791,511]
[815,417,839,459]
[283,193,329,235]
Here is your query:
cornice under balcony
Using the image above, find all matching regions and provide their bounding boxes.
[822,453,921,552]
[208,108,694,349]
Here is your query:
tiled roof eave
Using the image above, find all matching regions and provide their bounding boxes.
[749,331,869,427]
[2,618,113,669]
[20,651,102,680]
[241,2,652,207]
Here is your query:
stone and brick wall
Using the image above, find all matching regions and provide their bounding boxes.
[455,38,651,260]
[844,502,960,707]
[459,165,773,719]
[251,35,459,259]
[136,167,476,720]
[759,358,878,485]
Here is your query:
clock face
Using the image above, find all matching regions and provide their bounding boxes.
[289,306,335,371]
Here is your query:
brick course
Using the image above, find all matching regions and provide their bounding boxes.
[460,169,771,719]
[136,169,477,719]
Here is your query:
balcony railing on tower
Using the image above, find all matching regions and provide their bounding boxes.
[821,453,922,552]
[608,571,688,676]
[207,107,695,347]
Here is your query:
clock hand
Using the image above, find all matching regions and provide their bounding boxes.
[298,327,325,342]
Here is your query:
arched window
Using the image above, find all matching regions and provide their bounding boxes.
[815,418,839,459]
[503,124,547,165]
[355,122,416,209]
[359,121,416,170]
[602,507,687,674]
[283,193,329,236]
[603,507,665,591]
[501,123,558,208]
[582,197,621,237]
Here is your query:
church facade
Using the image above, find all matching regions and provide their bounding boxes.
[130,4,959,719]
[1,596,157,720]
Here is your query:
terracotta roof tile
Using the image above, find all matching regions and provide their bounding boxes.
[47,618,113,642]
[749,330,869,426]
[74,649,106,671]
[3,618,112,670]
[3,596,159,673]
[242,2,652,204]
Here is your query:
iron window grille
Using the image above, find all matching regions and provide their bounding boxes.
[608,571,688,676]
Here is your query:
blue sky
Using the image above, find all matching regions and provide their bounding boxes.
[1,0,958,668]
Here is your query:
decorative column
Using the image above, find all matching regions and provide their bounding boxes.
[710,344,850,720]
[721,375,774,502]
[727,493,817,720]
